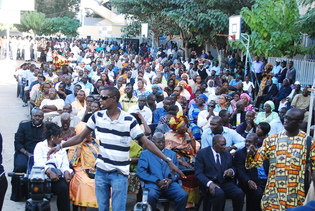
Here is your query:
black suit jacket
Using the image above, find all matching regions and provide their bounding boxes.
[233,147,269,187]
[195,146,236,187]
[264,84,278,99]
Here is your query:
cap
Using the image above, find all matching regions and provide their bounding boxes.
[294,81,300,85]
[276,59,281,62]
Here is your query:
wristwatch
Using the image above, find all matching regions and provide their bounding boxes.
[165,157,172,163]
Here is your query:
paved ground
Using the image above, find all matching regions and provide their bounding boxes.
[0,60,240,210]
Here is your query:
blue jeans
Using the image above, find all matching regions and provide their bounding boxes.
[95,170,128,211]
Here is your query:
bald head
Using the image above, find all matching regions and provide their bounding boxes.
[153,132,165,150]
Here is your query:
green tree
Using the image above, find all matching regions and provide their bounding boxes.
[48,17,81,37]
[111,0,180,48]
[15,11,50,37]
[233,0,305,57]
[164,0,254,58]
[298,0,315,39]
[35,0,80,19]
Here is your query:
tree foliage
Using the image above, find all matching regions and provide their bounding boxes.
[15,11,80,37]
[15,11,50,37]
[35,0,80,19]
[297,0,315,39]
[232,0,305,57]
[111,0,179,46]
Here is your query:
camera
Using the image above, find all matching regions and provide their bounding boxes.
[9,165,52,211]
[133,189,152,211]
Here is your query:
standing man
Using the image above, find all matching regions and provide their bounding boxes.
[252,56,264,83]
[48,87,184,211]
[246,108,315,210]
[195,135,245,211]
[286,61,296,84]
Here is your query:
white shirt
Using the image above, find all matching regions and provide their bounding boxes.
[156,101,183,111]
[34,140,73,175]
[128,105,152,124]
[40,99,65,116]
[242,81,255,92]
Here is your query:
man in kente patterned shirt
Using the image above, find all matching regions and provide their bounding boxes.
[246,108,315,210]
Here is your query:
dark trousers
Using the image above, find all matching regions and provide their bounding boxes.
[240,179,267,211]
[146,182,188,211]
[203,181,244,211]
[0,173,8,211]
[51,178,70,211]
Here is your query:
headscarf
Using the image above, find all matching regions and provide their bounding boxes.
[181,73,189,80]
[198,94,208,103]
[240,93,251,103]
[169,111,188,131]
[264,100,275,111]
[151,84,163,94]
[178,80,188,89]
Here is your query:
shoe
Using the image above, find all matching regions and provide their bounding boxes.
[22,103,28,107]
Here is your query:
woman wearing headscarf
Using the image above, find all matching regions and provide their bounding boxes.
[164,111,200,209]
[255,101,279,124]
[240,93,254,111]
[68,122,99,211]
[177,81,191,101]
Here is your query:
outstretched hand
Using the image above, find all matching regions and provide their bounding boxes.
[47,145,61,158]
[168,162,186,178]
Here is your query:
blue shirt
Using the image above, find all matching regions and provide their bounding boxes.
[78,82,94,94]
[252,61,264,73]
[153,108,168,124]
[229,79,242,86]
[201,126,245,150]
[65,94,76,104]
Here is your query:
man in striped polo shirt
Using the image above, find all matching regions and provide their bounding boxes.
[48,86,184,211]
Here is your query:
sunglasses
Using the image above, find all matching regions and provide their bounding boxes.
[100,95,113,101]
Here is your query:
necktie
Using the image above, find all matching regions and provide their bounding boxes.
[216,153,220,165]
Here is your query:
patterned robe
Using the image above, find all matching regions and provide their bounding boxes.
[246,130,315,210]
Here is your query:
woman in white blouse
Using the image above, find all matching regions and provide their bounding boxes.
[34,122,72,211]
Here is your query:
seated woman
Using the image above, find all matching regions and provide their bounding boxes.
[214,94,232,113]
[92,79,104,95]
[255,101,279,124]
[71,90,86,118]
[82,101,101,123]
[240,93,254,111]
[33,122,72,211]
[68,122,99,211]
[165,111,200,209]
[230,92,241,112]
[164,78,176,96]
[188,94,208,139]
[191,75,202,93]
[178,80,192,100]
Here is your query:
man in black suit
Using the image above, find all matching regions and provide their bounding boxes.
[233,133,269,211]
[195,135,245,211]
[255,79,278,109]
[11,108,44,201]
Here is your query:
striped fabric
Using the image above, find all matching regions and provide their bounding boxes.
[87,109,144,175]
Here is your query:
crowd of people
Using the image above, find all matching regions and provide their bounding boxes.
[0,36,314,211]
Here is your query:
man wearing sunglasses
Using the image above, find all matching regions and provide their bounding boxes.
[246,108,315,210]
[48,86,184,211]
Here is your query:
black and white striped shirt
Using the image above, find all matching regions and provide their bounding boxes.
[87,109,144,175]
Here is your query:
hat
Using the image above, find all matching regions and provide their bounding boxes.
[84,65,92,72]
[294,81,301,85]
[276,59,281,62]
